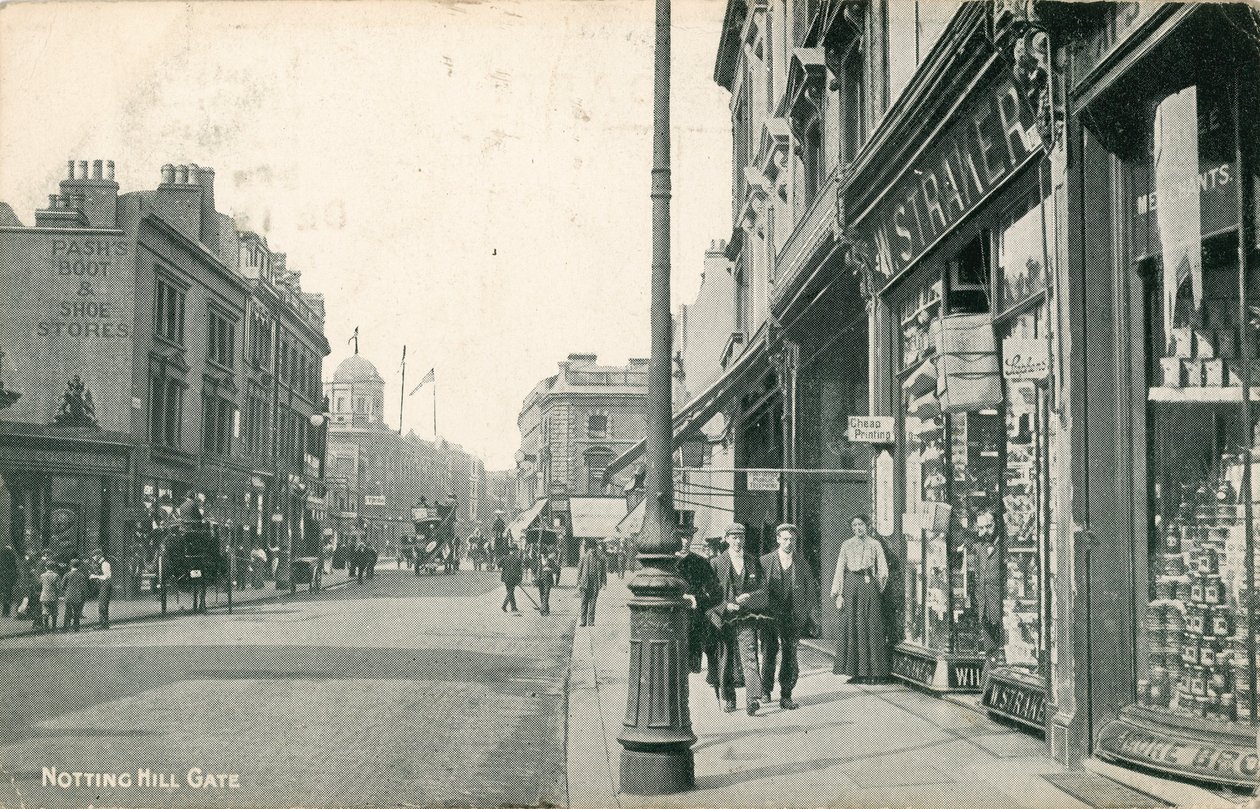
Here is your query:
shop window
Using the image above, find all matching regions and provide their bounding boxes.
[587,414,608,439]
[996,188,1049,316]
[946,233,991,315]
[154,276,185,345]
[1138,75,1256,726]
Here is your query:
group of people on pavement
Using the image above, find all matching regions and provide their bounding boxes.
[5,545,113,632]
[497,537,609,622]
[673,515,895,717]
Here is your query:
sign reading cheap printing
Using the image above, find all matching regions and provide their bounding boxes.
[872,77,1041,281]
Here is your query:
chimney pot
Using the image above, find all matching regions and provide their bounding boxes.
[91,160,103,180]
[77,160,88,180]
[175,165,188,184]
[106,160,115,181]
[188,165,200,185]
[67,160,76,179]
[160,164,175,184]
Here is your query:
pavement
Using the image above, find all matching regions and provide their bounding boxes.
[568,575,1136,809]
[0,565,357,640]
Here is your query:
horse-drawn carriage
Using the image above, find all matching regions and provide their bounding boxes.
[158,519,227,612]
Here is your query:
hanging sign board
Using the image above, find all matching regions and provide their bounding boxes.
[1002,338,1050,382]
[848,416,896,444]
[874,449,895,537]
[746,471,781,492]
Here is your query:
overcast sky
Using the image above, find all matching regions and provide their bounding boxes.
[0,0,732,468]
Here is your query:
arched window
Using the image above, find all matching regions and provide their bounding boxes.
[584,447,615,495]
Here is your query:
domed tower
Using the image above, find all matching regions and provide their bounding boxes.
[326,355,386,427]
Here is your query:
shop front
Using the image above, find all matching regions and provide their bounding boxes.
[847,17,1057,701]
[1066,2,1260,788]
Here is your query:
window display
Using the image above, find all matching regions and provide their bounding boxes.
[1138,76,1256,727]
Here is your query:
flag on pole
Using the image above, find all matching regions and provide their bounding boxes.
[409,368,435,396]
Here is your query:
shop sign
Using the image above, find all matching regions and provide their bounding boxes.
[949,660,984,690]
[1131,161,1238,263]
[891,649,937,687]
[746,471,782,492]
[1002,338,1049,382]
[1097,720,1260,787]
[982,676,1047,727]
[1071,2,1163,85]
[847,416,895,444]
[339,511,358,520]
[872,77,1041,281]
[363,495,386,506]
[550,498,570,512]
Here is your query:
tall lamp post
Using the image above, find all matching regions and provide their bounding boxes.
[616,0,695,794]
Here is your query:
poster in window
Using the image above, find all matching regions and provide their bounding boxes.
[48,504,82,562]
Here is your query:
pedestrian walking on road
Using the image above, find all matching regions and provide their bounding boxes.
[759,524,817,710]
[0,543,17,617]
[576,539,607,627]
[709,523,768,715]
[60,559,88,632]
[831,515,890,683]
[500,546,523,613]
[39,561,60,632]
[89,549,113,629]
[535,551,558,615]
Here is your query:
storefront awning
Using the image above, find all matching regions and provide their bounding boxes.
[616,498,645,537]
[604,325,770,483]
[568,496,629,539]
[506,499,547,539]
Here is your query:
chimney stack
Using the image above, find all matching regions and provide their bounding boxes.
[36,190,88,227]
[56,157,120,228]
[195,165,219,251]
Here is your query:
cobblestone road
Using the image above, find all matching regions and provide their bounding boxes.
[0,568,574,808]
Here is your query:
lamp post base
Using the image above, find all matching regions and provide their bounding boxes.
[620,747,694,796]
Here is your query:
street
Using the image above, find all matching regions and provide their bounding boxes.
[0,568,571,808]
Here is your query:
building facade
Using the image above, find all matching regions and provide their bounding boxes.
[0,159,331,591]
[513,353,647,563]
[323,354,490,549]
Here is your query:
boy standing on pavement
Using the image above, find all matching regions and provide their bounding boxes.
[535,551,558,616]
[710,523,767,715]
[39,561,60,632]
[61,559,88,632]
[759,524,818,710]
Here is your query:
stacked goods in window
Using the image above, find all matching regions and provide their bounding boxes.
[1158,301,1244,388]
[1143,461,1251,722]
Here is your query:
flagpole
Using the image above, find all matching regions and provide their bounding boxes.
[399,346,406,436]
[432,372,438,440]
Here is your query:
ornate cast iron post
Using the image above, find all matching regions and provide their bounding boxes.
[616,0,696,794]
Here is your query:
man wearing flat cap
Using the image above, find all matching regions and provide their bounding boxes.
[759,523,818,710]
[709,522,767,716]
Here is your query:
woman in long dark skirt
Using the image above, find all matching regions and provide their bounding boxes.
[831,515,890,682]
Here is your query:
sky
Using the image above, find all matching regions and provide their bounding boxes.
[0,0,732,468]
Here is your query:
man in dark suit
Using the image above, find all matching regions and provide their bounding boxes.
[710,523,767,716]
[576,539,608,626]
[674,532,721,675]
[500,545,523,613]
[970,510,1003,662]
[759,524,818,710]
